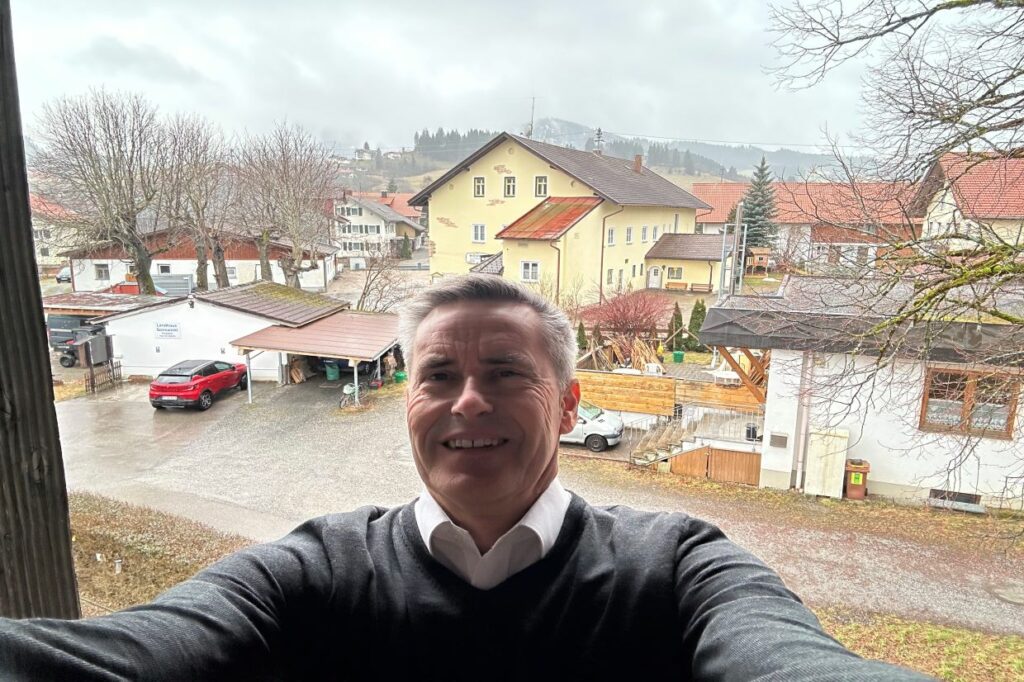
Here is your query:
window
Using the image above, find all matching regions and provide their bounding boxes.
[642,226,648,242]
[695,224,704,234]
[626,227,633,244]
[617,269,623,290]
[473,177,485,197]
[504,176,516,198]
[652,226,659,241]
[39,247,50,257]
[158,264,171,274]
[631,264,636,277]
[334,205,345,218]
[920,369,1019,439]
[607,228,615,246]
[521,260,539,282]
[226,267,237,279]
[640,264,644,276]
[214,361,233,372]
[667,267,683,279]
[94,264,110,281]
[535,176,548,197]
[472,224,486,243]
[606,268,613,285]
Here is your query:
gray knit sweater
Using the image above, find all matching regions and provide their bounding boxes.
[0,495,931,680]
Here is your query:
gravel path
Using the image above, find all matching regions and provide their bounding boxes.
[59,388,1023,635]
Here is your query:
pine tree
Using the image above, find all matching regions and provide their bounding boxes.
[682,150,695,175]
[577,321,588,352]
[685,299,707,352]
[671,301,684,351]
[740,157,777,248]
[387,176,398,193]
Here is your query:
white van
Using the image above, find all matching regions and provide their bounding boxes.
[560,400,624,452]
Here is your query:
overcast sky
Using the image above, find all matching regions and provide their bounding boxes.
[10,0,866,155]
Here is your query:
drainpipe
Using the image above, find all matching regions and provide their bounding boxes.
[599,205,624,302]
[792,350,815,490]
[548,239,561,301]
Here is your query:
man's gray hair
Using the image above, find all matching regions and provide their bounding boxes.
[398,274,577,388]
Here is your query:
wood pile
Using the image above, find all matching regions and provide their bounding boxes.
[288,357,316,384]
[580,335,664,373]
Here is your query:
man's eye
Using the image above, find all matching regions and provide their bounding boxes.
[427,372,449,382]
[497,369,519,378]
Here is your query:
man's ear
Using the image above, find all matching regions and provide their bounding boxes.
[558,379,581,435]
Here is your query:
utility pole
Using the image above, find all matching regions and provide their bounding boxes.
[0,0,81,619]
[525,96,536,139]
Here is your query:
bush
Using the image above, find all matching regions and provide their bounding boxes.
[685,299,707,352]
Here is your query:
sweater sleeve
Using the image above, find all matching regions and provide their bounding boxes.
[673,516,934,681]
[0,515,345,681]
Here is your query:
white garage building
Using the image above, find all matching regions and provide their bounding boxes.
[97,282,350,381]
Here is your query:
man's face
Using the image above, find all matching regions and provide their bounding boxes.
[406,301,580,514]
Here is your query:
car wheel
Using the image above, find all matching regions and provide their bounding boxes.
[58,354,76,368]
[197,390,214,411]
[238,373,248,390]
[585,435,608,452]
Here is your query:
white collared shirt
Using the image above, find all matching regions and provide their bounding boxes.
[414,478,572,590]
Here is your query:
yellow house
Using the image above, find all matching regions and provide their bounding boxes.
[409,132,711,302]
[644,234,728,293]
[917,153,1024,246]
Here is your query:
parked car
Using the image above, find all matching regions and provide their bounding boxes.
[560,399,624,452]
[149,359,247,410]
[55,266,71,283]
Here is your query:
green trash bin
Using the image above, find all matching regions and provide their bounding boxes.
[325,361,340,381]
[673,350,684,363]
[394,370,407,384]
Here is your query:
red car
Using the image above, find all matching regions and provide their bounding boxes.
[149,359,247,410]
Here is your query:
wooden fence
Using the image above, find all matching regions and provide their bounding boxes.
[86,360,122,394]
[667,445,761,486]
[674,379,763,410]
[576,370,677,416]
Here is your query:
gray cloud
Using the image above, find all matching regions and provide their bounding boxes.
[12,0,868,154]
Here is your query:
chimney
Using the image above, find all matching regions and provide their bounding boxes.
[381,190,388,198]
[633,154,643,174]
[593,149,602,156]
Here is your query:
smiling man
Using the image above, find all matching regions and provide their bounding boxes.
[0,275,931,680]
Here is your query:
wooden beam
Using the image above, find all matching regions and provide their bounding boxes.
[715,346,765,403]
[0,0,80,618]
[740,348,766,378]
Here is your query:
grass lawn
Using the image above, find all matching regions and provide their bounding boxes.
[53,380,86,401]
[67,491,1024,679]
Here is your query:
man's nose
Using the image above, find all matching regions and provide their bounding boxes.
[451,377,493,418]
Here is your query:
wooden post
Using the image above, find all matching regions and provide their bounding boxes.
[715,346,766,404]
[0,0,81,618]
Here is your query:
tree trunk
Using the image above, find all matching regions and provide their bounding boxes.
[131,243,156,294]
[210,235,230,288]
[257,232,273,281]
[194,240,209,291]
[0,1,81,618]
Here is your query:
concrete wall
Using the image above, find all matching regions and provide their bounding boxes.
[103,300,283,381]
[761,348,1023,505]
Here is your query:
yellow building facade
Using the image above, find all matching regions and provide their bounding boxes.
[411,133,710,303]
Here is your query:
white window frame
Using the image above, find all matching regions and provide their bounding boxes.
[521,260,540,283]
[472,224,486,243]
[157,264,171,274]
[606,268,613,285]
[667,267,683,280]
[226,266,238,279]
[473,176,485,197]
[653,226,659,241]
[535,175,548,197]
[642,226,648,242]
[607,228,615,246]
[94,264,110,281]
[504,176,516,198]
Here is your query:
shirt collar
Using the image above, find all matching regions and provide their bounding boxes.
[415,478,571,556]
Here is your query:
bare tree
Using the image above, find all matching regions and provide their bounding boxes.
[355,243,407,312]
[31,89,176,294]
[235,123,337,287]
[165,115,236,290]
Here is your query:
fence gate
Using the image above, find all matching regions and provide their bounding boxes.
[665,445,761,486]
[86,360,122,394]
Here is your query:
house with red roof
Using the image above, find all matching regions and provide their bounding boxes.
[28,194,74,274]
[352,191,424,224]
[692,181,915,270]
[916,153,1024,246]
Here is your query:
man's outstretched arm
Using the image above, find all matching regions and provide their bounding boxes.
[674,517,934,681]
[0,515,345,681]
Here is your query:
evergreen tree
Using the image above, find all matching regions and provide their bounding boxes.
[682,150,695,175]
[577,321,588,352]
[670,301,684,351]
[399,234,412,259]
[740,156,777,247]
[592,325,604,348]
[387,176,398,193]
[725,204,737,228]
[685,299,707,352]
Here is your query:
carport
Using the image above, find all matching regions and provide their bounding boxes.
[231,310,400,405]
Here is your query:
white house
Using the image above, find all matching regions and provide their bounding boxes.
[64,230,338,293]
[331,195,426,268]
[700,275,1024,507]
[96,281,350,381]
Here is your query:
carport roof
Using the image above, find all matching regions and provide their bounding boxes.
[231,310,399,362]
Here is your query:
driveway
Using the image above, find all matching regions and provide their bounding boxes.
[57,386,1023,635]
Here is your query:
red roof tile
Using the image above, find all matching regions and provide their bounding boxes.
[937,153,1024,219]
[353,191,422,219]
[496,197,604,240]
[29,194,71,219]
[692,181,913,227]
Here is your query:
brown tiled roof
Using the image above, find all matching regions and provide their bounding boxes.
[409,132,711,210]
[496,197,603,240]
[645,233,726,261]
[936,153,1024,219]
[197,281,349,327]
[470,252,504,275]
[231,310,398,361]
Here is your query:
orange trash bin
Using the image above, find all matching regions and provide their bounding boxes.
[844,459,870,500]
